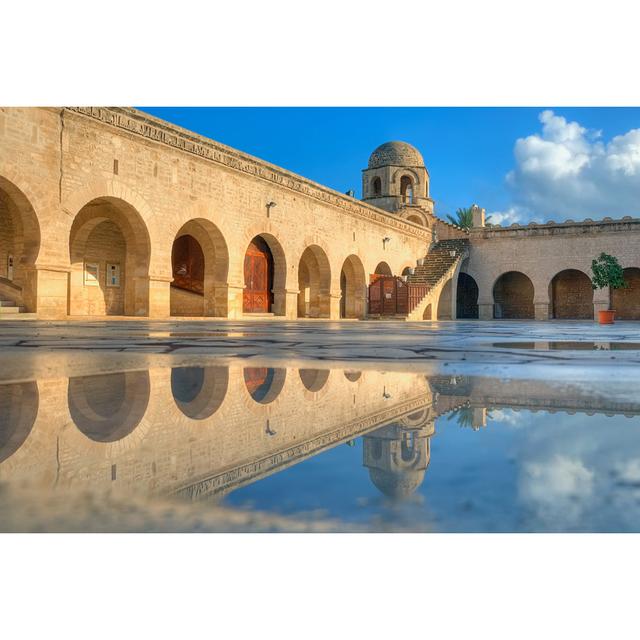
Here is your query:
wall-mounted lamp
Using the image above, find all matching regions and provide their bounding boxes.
[382,236,391,246]
[266,201,277,217]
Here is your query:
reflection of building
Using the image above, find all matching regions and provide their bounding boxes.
[363,410,435,500]
[0,360,434,502]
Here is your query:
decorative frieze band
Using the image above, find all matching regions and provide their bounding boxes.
[67,107,430,240]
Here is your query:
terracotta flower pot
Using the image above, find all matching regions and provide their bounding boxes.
[598,309,615,324]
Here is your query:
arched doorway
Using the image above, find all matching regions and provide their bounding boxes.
[0,381,38,463]
[170,219,229,317]
[612,268,640,319]
[243,367,286,404]
[493,271,534,319]
[340,255,367,319]
[171,366,229,419]
[299,368,329,392]
[297,245,331,318]
[374,262,392,276]
[550,269,593,319]
[372,177,382,196]
[243,235,286,314]
[423,304,432,320]
[69,197,151,316]
[68,371,150,442]
[457,272,479,319]
[0,177,41,311]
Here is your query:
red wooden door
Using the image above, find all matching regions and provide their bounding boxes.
[382,278,397,315]
[243,237,273,313]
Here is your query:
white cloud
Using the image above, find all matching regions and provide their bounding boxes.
[501,110,640,222]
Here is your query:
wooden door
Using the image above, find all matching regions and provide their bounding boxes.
[243,237,273,313]
[172,234,204,294]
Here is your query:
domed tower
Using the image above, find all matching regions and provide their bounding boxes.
[362,141,435,225]
[363,413,435,500]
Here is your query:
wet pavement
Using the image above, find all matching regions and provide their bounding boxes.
[1,319,640,532]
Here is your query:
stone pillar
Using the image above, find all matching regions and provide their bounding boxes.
[34,265,71,319]
[225,283,245,319]
[328,290,342,320]
[593,288,610,319]
[534,302,550,321]
[147,276,171,318]
[471,204,486,228]
[478,302,493,320]
[272,288,299,318]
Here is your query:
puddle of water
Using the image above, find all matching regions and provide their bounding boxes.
[2,362,640,532]
[493,341,640,351]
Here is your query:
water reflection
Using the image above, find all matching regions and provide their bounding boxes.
[68,371,149,443]
[1,361,640,531]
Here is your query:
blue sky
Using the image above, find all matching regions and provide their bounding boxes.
[139,107,640,225]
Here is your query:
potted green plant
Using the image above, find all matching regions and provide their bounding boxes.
[591,252,627,324]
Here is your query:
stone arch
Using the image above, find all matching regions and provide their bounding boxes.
[374,261,392,276]
[243,233,287,315]
[612,268,640,320]
[549,269,593,319]
[400,175,414,204]
[0,175,41,311]
[457,272,479,319]
[493,271,535,319]
[243,367,287,404]
[299,368,330,393]
[171,366,229,420]
[340,254,367,319]
[170,218,230,317]
[0,381,38,463]
[391,167,421,186]
[437,278,453,319]
[372,176,382,196]
[401,265,413,276]
[297,244,331,318]
[68,196,151,316]
[423,303,432,320]
[68,371,150,443]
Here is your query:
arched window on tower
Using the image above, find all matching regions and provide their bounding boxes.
[372,176,381,196]
[400,175,414,204]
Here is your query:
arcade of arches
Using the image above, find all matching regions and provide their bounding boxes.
[2,107,640,322]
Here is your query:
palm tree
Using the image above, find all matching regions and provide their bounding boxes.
[446,206,492,229]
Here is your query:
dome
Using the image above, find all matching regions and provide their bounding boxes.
[368,141,424,169]
[368,467,426,500]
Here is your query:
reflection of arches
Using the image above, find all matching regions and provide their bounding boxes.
[297,245,331,318]
[374,261,392,276]
[612,268,640,320]
[550,269,593,319]
[299,368,329,392]
[493,271,534,319]
[171,218,230,317]
[0,176,41,311]
[68,371,150,442]
[406,214,422,225]
[457,273,479,319]
[437,279,453,320]
[400,175,414,204]
[0,381,38,463]
[340,255,366,319]
[69,197,151,316]
[243,234,286,314]
[171,367,229,420]
[244,367,286,404]
[344,370,361,382]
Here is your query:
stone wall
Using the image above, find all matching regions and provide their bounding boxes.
[0,107,431,319]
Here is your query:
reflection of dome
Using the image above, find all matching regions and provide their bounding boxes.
[368,141,424,169]
[368,467,426,499]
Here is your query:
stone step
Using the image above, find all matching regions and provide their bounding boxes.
[0,312,37,320]
[0,305,22,314]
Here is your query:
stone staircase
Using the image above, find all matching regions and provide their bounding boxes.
[0,297,36,319]
[403,238,469,320]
